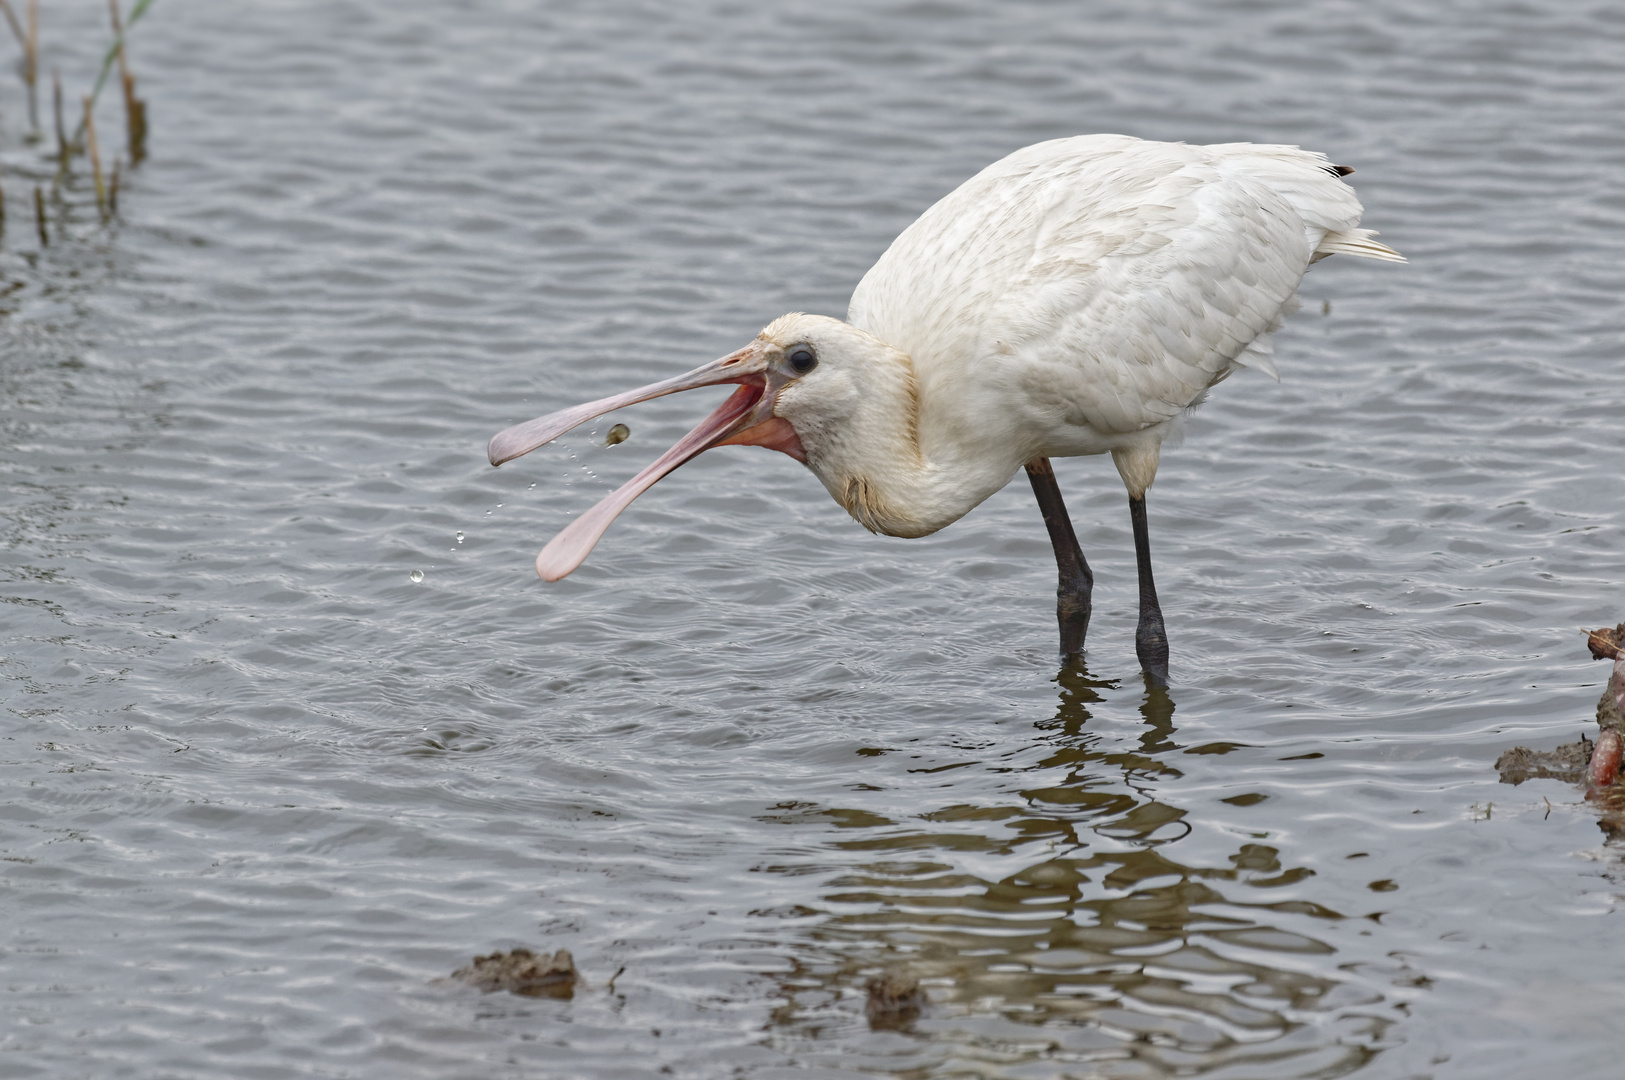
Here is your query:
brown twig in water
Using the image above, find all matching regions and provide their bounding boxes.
[107,0,146,164]
[109,159,121,217]
[32,185,46,247]
[84,97,107,220]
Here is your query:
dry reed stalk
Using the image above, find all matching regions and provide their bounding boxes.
[25,0,36,131]
[109,158,120,216]
[53,69,67,167]
[33,185,46,247]
[0,0,37,132]
[84,97,107,220]
[107,0,146,164]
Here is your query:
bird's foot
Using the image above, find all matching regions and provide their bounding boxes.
[1136,617,1169,687]
[1056,593,1090,661]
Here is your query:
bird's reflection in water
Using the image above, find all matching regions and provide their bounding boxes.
[759,665,1393,1078]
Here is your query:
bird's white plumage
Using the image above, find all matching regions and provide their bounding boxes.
[844,135,1400,507]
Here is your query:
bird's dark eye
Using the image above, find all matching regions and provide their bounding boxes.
[786,344,818,374]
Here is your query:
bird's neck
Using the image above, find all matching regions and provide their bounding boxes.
[788,336,1018,539]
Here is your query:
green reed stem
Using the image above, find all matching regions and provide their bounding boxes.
[71,0,156,147]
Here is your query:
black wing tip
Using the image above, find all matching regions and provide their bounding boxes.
[1324,164,1356,177]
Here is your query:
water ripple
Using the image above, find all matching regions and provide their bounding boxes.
[3,0,1625,1077]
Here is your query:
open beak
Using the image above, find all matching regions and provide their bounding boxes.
[487,341,789,581]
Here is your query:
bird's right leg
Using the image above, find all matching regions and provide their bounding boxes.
[1025,457,1093,659]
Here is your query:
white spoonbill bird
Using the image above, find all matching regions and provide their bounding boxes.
[488,134,1403,681]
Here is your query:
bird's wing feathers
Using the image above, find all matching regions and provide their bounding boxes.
[850,136,1392,446]
[1203,142,1404,263]
[984,159,1308,435]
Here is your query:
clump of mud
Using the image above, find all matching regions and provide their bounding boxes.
[448,947,579,998]
[1495,624,1625,792]
[865,968,926,1028]
[1494,739,1593,785]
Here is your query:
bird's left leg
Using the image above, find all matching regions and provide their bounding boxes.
[1024,457,1092,659]
[1128,494,1169,686]
[1113,443,1169,685]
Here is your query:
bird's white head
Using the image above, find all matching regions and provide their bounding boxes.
[486,312,921,580]
[756,313,928,537]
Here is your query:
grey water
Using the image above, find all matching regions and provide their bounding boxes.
[3,0,1624,1076]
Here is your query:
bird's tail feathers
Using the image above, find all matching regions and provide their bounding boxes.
[1314,228,1406,263]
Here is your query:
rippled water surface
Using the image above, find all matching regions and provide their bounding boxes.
[5,1,1625,1076]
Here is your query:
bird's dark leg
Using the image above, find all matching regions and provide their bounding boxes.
[1128,494,1169,685]
[1024,457,1092,660]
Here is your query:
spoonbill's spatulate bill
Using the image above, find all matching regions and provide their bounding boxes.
[488,134,1403,681]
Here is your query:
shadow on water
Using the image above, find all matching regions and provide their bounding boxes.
[758,665,1392,1078]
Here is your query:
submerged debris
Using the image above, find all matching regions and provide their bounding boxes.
[1495,737,1586,789]
[1584,623,1625,662]
[1586,624,1625,728]
[1588,625,1625,735]
[865,968,926,1028]
[449,947,578,998]
[1495,738,1591,785]
[1590,731,1623,788]
[1496,626,1625,792]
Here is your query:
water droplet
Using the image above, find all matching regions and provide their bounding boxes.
[409,570,424,583]
[604,423,630,446]
[455,531,464,543]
